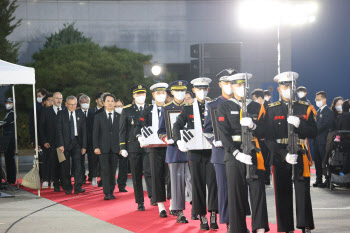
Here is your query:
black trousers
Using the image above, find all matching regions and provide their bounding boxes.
[165,163,171,200]
[117,154,128,189]
[61,139,82,191]
[80,153,86,181]
[39,148,48,181]
[149,148,167,203]
[226,157,269,233]
[188,149,218,215]
[214,163,229,224]
[129,151,152,204]
[273,161,314,232]
[313,139,326,183]
[4,138,16,184]
[43,146,60,187]
[259,140,271,184]
[87,148,99,178]
[99,152,117,195]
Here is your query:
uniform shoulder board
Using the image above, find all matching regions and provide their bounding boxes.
[268,101,281,107]
[209,97,218,103]
[298,100,310,106]
[163,102,172,107]
[123,104,132,109]
[184,103,193,106]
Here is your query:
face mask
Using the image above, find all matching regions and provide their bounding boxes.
[264,96,270,102]
[316,100,324,108]
[233,86,245,98]
[80,103,90,109]
[222,84,233,95]
[174,91,185,101]
[5,104,13,110]
[37,97,43,103]
[155,94,166,103]
[297,92,305,98]
[135,95,146,104]
[196,90,208,100]
[281,89,291,100]
[115,107,123,114]
[335,105,343,112]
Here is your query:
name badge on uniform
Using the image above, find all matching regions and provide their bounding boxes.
[320,114,323,118]
[231,111,239,115]
[77,117,80,121]
[204,111,208,116]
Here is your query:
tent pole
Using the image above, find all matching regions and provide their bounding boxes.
[12,85,19,189]
[32,84,40,197]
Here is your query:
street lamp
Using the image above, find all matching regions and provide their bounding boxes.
[151,64,162,76]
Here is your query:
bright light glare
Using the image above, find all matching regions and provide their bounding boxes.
[151,65,162,76]
[238,0,318,29]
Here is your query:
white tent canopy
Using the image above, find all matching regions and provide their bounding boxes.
[0,59,35,85]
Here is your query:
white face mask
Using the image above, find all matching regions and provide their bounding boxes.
[135,95,146,104]
[297,92,306,98]
[155,94,166,103]
[316,100,324,108]
[115,107,123,114]
[37,97,43,103]
[196,90,208,101]
[233,86,245,98]
[222,84,233,95]
[335,105,343,112]
[281,89,291,100]
[5,104,13,110]
[264,96,270,102]
[174,91,186,101]
[80,103,90,109]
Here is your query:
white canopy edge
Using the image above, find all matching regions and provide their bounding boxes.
[0,59,35,85]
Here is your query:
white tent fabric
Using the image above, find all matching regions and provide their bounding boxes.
[0,59,35,85]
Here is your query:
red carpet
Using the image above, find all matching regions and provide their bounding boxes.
[19,180,301,233]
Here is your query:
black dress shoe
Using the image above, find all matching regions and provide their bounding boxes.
[159,210,167,218]
[65,190,72,194]
[210,212,219,229]
[150,199,157,206]
[110,194,116,199]
[138,203,145,211]
[176,211,188,223]
[104,194,110,200]
[191,213,199,220]
[312,181,321,187]
[74,188,85,194]
[169,210,178,216]
[200,215,209,230]
[119,188,128,192]
[54,186,61,192]
[318,181,328,188]
[88,177,92,182]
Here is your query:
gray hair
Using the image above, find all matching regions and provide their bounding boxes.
[79,94,90,103]
[66,95,77,102]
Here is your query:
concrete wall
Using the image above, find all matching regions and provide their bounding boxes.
[8,0,291,92]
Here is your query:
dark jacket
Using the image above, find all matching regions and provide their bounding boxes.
[93,110,120,154]
[77,108,95,149]
[56,109,87,149]
[39,106,61,147]
[1,110,14,137]
[336,112,350,130]
[315,106,334,145]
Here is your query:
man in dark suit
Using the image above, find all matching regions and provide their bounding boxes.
[93,93,120,200]
[39,92,64,191]
[119,84,152,211]
[57,96,87,194]
[313,91,334,187]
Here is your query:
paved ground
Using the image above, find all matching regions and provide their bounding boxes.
[1,158,349,233]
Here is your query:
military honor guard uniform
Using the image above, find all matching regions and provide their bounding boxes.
[136,83,169,217]
[158,80,190,224]
[217,73,269,233]
[263,72,316,233]
[203,69,238,230]
[119,84,152,211]
[173,78,219,230]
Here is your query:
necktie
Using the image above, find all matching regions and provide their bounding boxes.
[84,111,87,118]
[140,106,143,112]
[108,113,113,132]
[57,107,60,111]
[70,112,75,140]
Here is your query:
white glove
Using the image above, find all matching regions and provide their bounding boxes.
[286,153,298,164]
[138,137,149,148]
[177,140,188,152]
[240,117,256,130]
[165,138,174,145]
[213,140,223,147]
[121,149,128,157]
[287,116,300,128]
[233,150,253,165]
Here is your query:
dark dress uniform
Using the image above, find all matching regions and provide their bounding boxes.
[1,108,16,184]
[173,101,219,217]
[119,101,152,205]
[263,100,317,232]
[217,98,269,233]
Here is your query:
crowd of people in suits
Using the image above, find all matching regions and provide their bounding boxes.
[1,68,349,233]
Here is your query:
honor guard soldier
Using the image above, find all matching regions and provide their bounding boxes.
[203,68,238,231]
[136,82,169,217]
[296,86,310,102]
[263,72,317,233]
[216,73,269,233]
[158,80,191,224]
[173,78,219,231]
[119,84,153,211]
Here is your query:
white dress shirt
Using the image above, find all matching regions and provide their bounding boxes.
[106,110,114,124]
[135,103,145,111]
[68,110,78,136]
[53,105,62,115]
